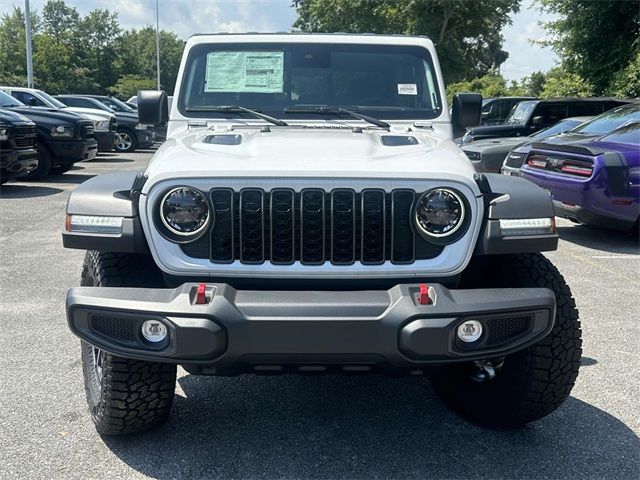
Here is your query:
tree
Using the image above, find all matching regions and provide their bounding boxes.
[0,7,39,86]
[538,0,640,95]
[538,67,594,98]
[609,49,640,99]
[292,0,520,83]
[446,73,523,102]
[108,74,157,99]
[521,71,546,97]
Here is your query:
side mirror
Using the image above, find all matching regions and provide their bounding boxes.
[531,116,543,126]
[452,93,482,129]
[137,90,168,126]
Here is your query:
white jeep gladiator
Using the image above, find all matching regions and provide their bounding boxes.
[63,33,581,435]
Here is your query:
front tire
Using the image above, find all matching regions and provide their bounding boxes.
[80,251,176,435]
[114,128,137,153]
[24,145,52,180]
[430,253,582,427]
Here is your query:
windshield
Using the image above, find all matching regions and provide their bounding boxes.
[529,118,584,140]
[571,104,640,135]
[0,90,25,107]
[505,101,536,124]
[101,97,135,113]
[179,42,443,120]
[36,90,66,109]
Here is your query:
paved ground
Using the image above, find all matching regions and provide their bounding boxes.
[1,150,639,480]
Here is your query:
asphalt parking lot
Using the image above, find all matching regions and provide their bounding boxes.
[1,149,639,480]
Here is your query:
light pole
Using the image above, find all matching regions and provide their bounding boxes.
[156,0,161,90]
[25,0,34,87]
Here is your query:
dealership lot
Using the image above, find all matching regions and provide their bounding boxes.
[0,150,638,479]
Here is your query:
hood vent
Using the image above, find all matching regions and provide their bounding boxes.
[381,135,418,146]
[203,134,242,145]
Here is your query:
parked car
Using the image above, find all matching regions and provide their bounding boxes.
[56,95,155,152]
[480,97,537,125]
[521,122,640,232]
[0,86,116,152]
[80,94,168,143]
[463,116,593,173]
[0,108,39,183]
[461,98,629,144]
[63,33,581,435]
[126,95,138,109]
[502,103,640,176]
[0,90,97,178]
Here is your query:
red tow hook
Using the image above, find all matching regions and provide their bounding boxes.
[195,283,208,305]
[418,284,431,305]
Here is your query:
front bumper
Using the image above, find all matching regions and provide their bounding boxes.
[67,283,555,375]
[0,148,38,180]
[48,138,98,162]
[134,128,155,148]
[95,132,115,152]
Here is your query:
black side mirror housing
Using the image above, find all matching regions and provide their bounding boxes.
[531,116,543,126]
[451,93,482,129]
[137,90,168,126]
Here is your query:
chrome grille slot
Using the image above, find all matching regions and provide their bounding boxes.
[239,189,265,264]
[210,188,234,263]
[391,190,416,264]
[300,189,326,265]
[331,189,356,264]
[361,189,385,264]
[270,189,295,264]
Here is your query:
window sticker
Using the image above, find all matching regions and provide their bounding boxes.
[205,51,284,93]
[397,83,418,95]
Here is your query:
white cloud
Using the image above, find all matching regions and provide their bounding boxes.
[501,0,559,81]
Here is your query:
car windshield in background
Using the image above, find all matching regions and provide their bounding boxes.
[598,122,640,144]
[529,118,584,139]
[102,97,135,113]
[0,90,25,107]
[571,104,640,135]
[505,101,536,124]
[179,43,443,120]
[37,90,67,109]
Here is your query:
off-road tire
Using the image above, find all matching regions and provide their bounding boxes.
[24,145,52,180]
[430,253,582,427]
[80,251,176,435]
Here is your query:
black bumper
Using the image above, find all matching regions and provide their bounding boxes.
[135,128,155,148]
[0,148,38,180]
[95,132,115,152]
[47,138,98,162]
[553,200,636,231]
[67,283,555,375]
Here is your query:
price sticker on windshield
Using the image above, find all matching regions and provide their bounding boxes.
[205,51,284,93]
[397,83,418,95]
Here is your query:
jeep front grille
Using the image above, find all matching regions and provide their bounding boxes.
[181,188,444,265]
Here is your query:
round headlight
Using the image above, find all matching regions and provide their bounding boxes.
[160,187,210,238]
[415,189,465,239]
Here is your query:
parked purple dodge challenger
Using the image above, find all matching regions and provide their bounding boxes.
[521,122,640,232]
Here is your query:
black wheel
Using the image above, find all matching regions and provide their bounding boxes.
[430,253,582,427]
[114,128,137,153]
[80,251,176,435]
[24,145,51,180]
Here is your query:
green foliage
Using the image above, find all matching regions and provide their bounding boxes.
[292,0,520,83]
[609,49,640,99]
[0,0,184,98]
[538,67,594,98]
[521,71,546,97]
[108,75,157,99]
[446,73,517,103]
[539,0,640,95]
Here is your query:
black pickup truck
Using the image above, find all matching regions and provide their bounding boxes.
[0,108,38,183]
[0,90,97,179]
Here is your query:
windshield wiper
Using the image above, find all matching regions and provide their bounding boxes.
[184,105,288,126]
[284,105,390,129]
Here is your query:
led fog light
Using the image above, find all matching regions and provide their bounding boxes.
[141,320,167,343]
[457,320,482,343]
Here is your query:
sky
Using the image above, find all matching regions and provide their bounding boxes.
[1,0,558,81]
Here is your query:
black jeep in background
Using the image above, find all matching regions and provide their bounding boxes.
[480,97,536,125]
[462,97,630,143]
[0,108,38,183]
[0,90,97,179]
